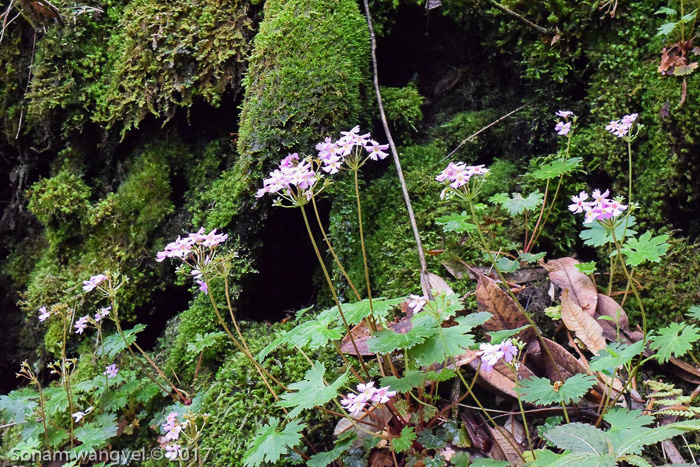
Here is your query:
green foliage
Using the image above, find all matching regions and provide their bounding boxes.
[435,212,476,233]
[26,170,91,230]
[243,417,305,467]
[380,83,424,139]
[491,191,544,216]
[392,426,416,453]
[277,362,348,418]
[97,324,146,359]
[579,216,637,248]
[307,433,356,467]
[530,157,582,181]
[621,231,670,267]
[520,374,596,406]
[650,322,700,363]
[410,314,490,366]
[237,0,369,167]
[589,341,644,373]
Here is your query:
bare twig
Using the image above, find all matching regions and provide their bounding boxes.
[363,0,431,298]
[443,105,526,161]
[487,0,552,35]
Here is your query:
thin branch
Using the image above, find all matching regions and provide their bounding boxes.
[487,0,552,35]
[363,0,432,298]
[443,105,526,161]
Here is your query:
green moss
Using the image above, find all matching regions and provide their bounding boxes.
[380,83,424,141]
[237,0,370,170]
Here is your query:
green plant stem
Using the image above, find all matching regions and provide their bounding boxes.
[62,312,75,448]
[610,229,647,339]
[465,189,568,387]
[299,204,371,379]
[310,194,362,301]
[202,278,288,395]
[437,328,525,461]
[426,362,481,430]
[528,135,571,250]
[354,169,374,312]
[513,365,536,455]
[34,378,50,450]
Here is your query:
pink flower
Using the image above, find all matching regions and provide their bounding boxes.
[74,315,89,334]
[408,295,427,313]
[606,114,637,138]
[341,382,396,417]
[38,306,51,322]
[94,306,111,322]
[478,342,504,371]
[371,386,396,404]
[568,191,589,214]
[500,340,518,363]
[555,121,572,136]
[83,274,107,292]
[196,280,208,294]
[103,364,118,378]
[436,162,489,190]
[365,140,389,161]
[165,444,182,460]
[256,155,320,198]
[556,110,574,118]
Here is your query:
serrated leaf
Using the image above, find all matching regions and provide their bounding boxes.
[73,417,117,454]
[575,261,596,275]
[380,370,428,392]
[0,388,38,424]
[682,9,697,22]
[624,455,652,467]
[560,289,606,354]
[97,324,146,359]
[617,419,700,456]
[417,428,447,449]
[243,418,305,467]
[392,426,416,453]
[657,22,678,36]
[520,251,546,263]
[674,62,698,76]
[579,216,636,247]
[589,341,644,372]
[492,191,544,216]
[495,257,519,272]
[621,231,670,267]
[307,433,355,467]
[451,452,470,467]
[367,313,438,353]
[650,323,700,363]
[655,7,676,15]
[186,331,226,355]
[520,374,596,406]
[134,382,163,403]
[688,305,700,320]
[543,422,610,455]
[435,212,477,234]
[410,314,490,366]
[488,325,530,344]
[604,408,654,452]
[530,157,582,180]
[43,387,69,416]
[278,362,348,418]
[330,297,406,326]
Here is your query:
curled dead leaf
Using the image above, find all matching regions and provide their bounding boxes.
[545,258,598,315]
[476,274,533,342]
[560,289,606,355]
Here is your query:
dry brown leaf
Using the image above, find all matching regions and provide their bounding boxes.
[488,425,524,465]
[545,258,598,315]
[667,357,700,384]
[427,272,455,294]
[476,274,533,342]
[560,289,606,355]
[469,356,537,400]
[527,337,587,380]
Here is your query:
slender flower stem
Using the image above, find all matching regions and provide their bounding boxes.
[299,205,371,379]
[610,228,647,339]
[202,278,288,395]
[354,169,374,311]
[62,312,75,447]
[310,194,362,301]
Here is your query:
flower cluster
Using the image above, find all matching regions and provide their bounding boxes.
[83,274,107,292]
[156,228,228,262]
[478,339,518,372]
[255,153,319,198]
[606,113,638,138]
[435,162,489,190]
[340,382,396,417]
[161,412,185,460]
[569,189,628,223]
[316,126,389,174]
[554,110,574,136]
[103,363,118,378]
